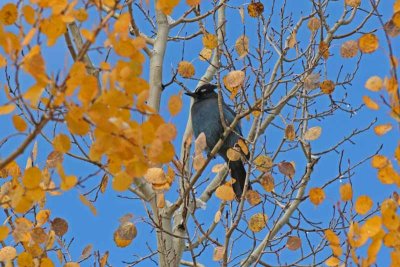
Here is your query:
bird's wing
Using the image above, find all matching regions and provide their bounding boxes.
[222,103,242,135]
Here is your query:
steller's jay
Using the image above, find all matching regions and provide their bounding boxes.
[185,83,251,199]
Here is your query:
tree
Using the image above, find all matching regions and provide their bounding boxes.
[0,0,398,266]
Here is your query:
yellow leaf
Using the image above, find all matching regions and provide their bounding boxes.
[22,5,35,25]
[224,70,245,89]
[215,183,235,201]
[226,148,241,161]
[177,61,195,78]
[36,209,51,226]
[254,155,273,172]
[23,167,42,189]
[78,75,98,106]
[320,80,335,94]
[0,3,18,25]
[199,47,212,61]
[22,27,37,46]
[304,126,322,141]
[247,2,264,17]
[60,175,77,191]
[365,76,383,91]
[12,115,28,132]
[339,183,352,201]
[74,8,88,22]
[40,257,55,267]
[371,155,389,169]
[340,40,358,58]
[168,93,183,116]
[17,252,34,267]
[0,54,6,68]
[112,171,133,191]
[213,246,224,261]
[186,0,201,6]
[113,222,137,248]
[285,124,296,141]
[362,95,379,110]
[53,134,71,153]
[0,104,15,115]
[246,190,261,206]
[309,187,325,206]
[362,216,382,237]
[358,33,379,54]
[0,226,9,241]
[374,123,392,136]
[79,194,97,216]
[235,35,249,58]
[325,257,340,267]
[355,195,373,215]
[307,17,321,31]
[0,246,17,262]
[248,213,268,232]
[202,33,218,49]
[260,173,274,192]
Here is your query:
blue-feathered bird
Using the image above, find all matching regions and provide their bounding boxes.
[186,84,250,199]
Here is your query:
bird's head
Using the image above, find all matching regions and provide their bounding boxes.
[185,84,217,100]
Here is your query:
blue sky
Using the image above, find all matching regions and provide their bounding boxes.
[0,0,399,266]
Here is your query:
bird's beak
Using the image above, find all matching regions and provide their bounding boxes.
[184,91,196,97]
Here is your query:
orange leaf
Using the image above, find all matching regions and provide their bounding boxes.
[355,195,373,215]
[374,123,392,136]
[358,33,379,54]
[363,95,379,110]
[339,183,353,202]
[309,187,325,206]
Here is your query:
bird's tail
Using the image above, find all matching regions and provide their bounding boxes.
[229,160,251,199]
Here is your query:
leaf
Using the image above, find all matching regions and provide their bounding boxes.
[307,17,321,31]
[199,47,212,61]
[100,174,108,193]
[213,246,224,261]
[285,124,296,141]
[248,213,268,232]
[193,154,206,171]
[223,70,245,89]
[99,251,109,267]
[374,123,392,136]
[371,155,389,169]
[214,210,222,223]
[113,222,137,248]
[202,33,218,50]
[363,95,379,110]
[226,148,241,161]
[278,162,295,179]
[355,195,373,215]
[320,80,335,94]
[23,167,42,189]
[362,216,382,237]
[0,104,15,115]
[319,41,329,59]
[79,194,97,216]
[17,252,33,266]
[309,187,325,206]
[12,115,28,132]
[235,35,249,58]
[157,193,165,208]
[144,168,166,184]
[51,218,68,237]
[0,246,17,262]
[340,40,359,58]
[365,76,383,91]
[46,151,64,169]
[156,123,177,142]
[345,0,361,7]
[112,171,133,191]
[211,163,226,173]
[246,190,261,206]
[247,2,264,17]
[177,61,195,78]
[304,73,320,90]
[0,226,9,241]
[80,244,93,260]
[304,126,322,141]
[254,155,273,172]
[325,257,340,267]
[237,139,249,156]
[0,3,18,25]
[340,183,353,202]
[260,173,274,192]
[194,132,207,155]
[53,134,71,153]
[358,33,379,54]
[286,236,301,251]
[36,209,51,226]
[288,31,297,48]
[215,183,235,201]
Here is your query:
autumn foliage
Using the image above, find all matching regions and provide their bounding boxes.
[0,0,399,267]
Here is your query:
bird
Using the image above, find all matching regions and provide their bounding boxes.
[185,83,250,199]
